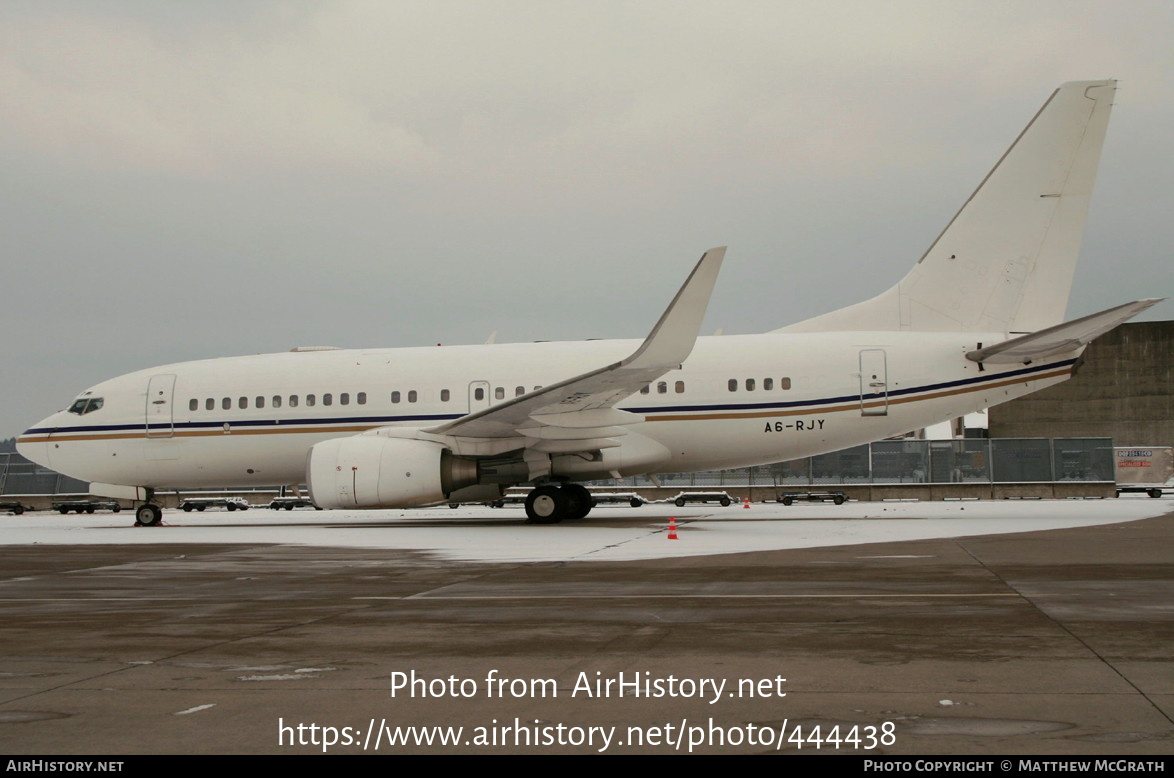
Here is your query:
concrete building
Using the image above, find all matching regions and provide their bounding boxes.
[989,321,1173,448]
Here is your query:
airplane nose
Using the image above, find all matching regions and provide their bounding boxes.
[16,419,55,470]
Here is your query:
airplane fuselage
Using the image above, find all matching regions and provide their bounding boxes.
[19,330,1075,491]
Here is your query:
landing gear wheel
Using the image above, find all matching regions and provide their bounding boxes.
[562,484,593,520]
[525,485,566,524]
[135,504,163,527]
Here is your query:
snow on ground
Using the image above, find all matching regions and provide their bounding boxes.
[2,495,1169,563]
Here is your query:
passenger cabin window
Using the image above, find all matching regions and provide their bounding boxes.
[408,390,417,403]
[495,387,505,400]
[657,381,667,394]
[675,381,685,393]
[189,399,198,411]
[728,379,737,392]
[323,393,332,406]
[780,377,792,390]
[515,386,525,397]
[357,392,366,405]
[272,395,282,408]
[306,394,316,407]
[474,388,485,401]
[764,378,773,390]
[391,391,400,403]
[441,389,450,402]
[206,398,214,411]
[289,395,298,407]
[256,396,265,409]
[222,397,231,410]
[640,385,650,394]
[238,397,248,409]
[340,393,349,406]
[746,379,755,391]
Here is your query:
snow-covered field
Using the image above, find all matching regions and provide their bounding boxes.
[3,496,1169,563]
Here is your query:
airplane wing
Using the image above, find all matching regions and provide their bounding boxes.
[966,298,1163,365]
[423,247,726,446]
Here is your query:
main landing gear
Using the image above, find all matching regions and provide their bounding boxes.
[135,504,163,527]
[524,483,594,524]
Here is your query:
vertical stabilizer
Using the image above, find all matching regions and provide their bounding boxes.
[779,81,1116,334]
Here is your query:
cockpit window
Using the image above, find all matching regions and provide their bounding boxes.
[68,397,104,415]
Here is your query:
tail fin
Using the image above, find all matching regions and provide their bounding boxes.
[779,80,1117,334]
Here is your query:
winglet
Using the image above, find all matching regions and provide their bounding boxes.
[621,247,725,371]
[423,247,726,440]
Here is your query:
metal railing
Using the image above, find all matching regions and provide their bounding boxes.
[586,438,1114,489]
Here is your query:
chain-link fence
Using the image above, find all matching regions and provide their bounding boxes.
[587,438,1114,489]
[0,453,88,495]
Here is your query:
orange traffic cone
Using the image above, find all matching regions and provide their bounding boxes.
[743,496,751,509]
[667,517,679,540]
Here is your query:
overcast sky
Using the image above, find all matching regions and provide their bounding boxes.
[3,1,1171,437]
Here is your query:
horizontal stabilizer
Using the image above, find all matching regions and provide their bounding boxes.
[966,299,1163,364]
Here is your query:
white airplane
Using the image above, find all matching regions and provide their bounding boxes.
[17,80,1162,527]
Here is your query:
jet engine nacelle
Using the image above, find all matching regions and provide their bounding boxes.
[307,435,476,509]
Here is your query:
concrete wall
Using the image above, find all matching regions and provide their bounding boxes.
[989,321,1173,448]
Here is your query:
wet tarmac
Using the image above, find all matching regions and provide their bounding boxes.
[0,505,1171,754]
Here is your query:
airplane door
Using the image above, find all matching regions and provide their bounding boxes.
[859,349,888,416]
[145,374,176,438]
[468,381,491,413]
